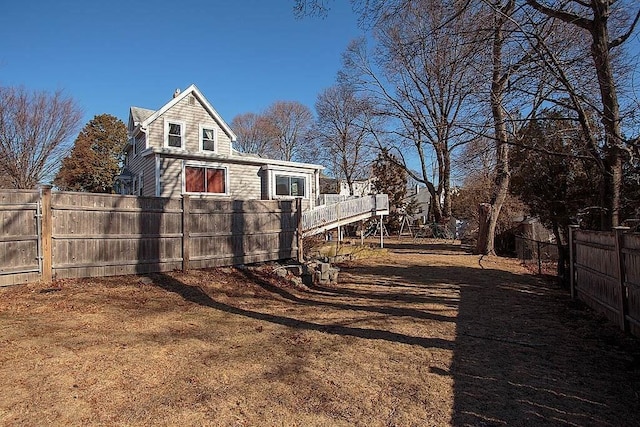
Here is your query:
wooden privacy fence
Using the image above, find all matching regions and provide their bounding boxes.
[0,188,301,286]
[0,190,42,285]
[569,226,640,337]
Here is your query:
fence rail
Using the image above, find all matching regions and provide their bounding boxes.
[570,226,640,337]
[515,236,559,275]
[0,189,300,285]
[302,194,389,234]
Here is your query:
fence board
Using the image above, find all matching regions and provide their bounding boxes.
[187,198,298,269]
[622,233,640,336]
[0,190,40,286]
[571,228,640,337]
[0,190,301,284]
[573,231,622,328]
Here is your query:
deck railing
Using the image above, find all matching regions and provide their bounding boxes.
[302,194,389,232]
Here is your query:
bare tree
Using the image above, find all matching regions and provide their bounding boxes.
[525,0,640,227]
[315,84,376,194]
[230,112,278,157]
[263,101,315,162]
[341,0,483,222]
[0,86,82,189]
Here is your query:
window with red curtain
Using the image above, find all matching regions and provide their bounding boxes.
[207,168,225,193]
[185,166,225,193]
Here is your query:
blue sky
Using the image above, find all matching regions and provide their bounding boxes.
[1,0,638,146]
[0,0,363,126]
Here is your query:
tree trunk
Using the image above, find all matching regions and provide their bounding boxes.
[426,182,443,223]
[552,220,569,285]
[475,0,514,255]
[442,148,452,220]
[476,203,491,254]
[590,3,623,227]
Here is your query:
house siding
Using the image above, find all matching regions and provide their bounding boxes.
[141,156,156,197]
[228,163,262,199]
[146,95,233,156]
[124,134,154,196]
[158,157,263,199]
[159,157,183,198]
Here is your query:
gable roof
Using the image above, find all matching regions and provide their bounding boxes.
[130,107,155,125]
[139,84,237,142]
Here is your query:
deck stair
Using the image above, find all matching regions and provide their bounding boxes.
[302,194,389,237]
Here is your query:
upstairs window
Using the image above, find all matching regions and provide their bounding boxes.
[276,175,306,197]
[200,126,216,152]
[164,120,185,148]
[185,166,226,194]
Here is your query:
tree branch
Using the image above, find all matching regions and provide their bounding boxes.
[609,8,640,49]
[525,0,592,30]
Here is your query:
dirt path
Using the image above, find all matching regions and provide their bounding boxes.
[0,239,638,426]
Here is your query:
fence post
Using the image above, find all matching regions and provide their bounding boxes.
[40,185,53,283]
[568,225,579,299]
[296,198,303,262]
[614,226,630,332]
[537,240,542,275]
[182,195,190,272]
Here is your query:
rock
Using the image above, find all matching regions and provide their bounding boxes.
[139,276,153,285]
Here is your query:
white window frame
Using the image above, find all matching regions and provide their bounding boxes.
[199,124,217,153]
[273,171,308,199]
[182,161,229,196]
[164,119,186,149]
[128,135,137,157]
[135,172,143,196]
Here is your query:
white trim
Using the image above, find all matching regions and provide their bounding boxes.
[182,160,230,196]
[141,84,237,142]
[199,123,218,153]
[137,172,143,196]
[164,118,186,149]
[155,154,161,197]
[146,147,324,172]
[271,170,310,200]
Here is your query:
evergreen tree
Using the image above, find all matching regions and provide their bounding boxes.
[511,110,601,278]
[54,114,127,193]
[372,150,407,232]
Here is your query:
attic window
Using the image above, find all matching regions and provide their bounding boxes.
[188,95,195,106]
[164,120,185,148]
[200,125,216,152]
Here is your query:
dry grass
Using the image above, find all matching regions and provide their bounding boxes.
[1,238,639,426]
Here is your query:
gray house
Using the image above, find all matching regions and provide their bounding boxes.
[117,84,323,208]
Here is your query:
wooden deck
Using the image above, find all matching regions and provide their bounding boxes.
[302,194,389,237]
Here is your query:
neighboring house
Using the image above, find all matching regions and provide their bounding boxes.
[404,186,431,223]
[116,84,323,208]
[338,179,373,197]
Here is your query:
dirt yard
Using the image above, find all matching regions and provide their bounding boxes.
[1,238,639,426]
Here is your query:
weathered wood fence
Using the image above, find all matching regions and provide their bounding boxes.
[0,188,300,286]
[569,226,640,337]
[0,190,42,285]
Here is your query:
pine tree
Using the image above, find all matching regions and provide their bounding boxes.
[372,150,407,232]
[54,114,127,193]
